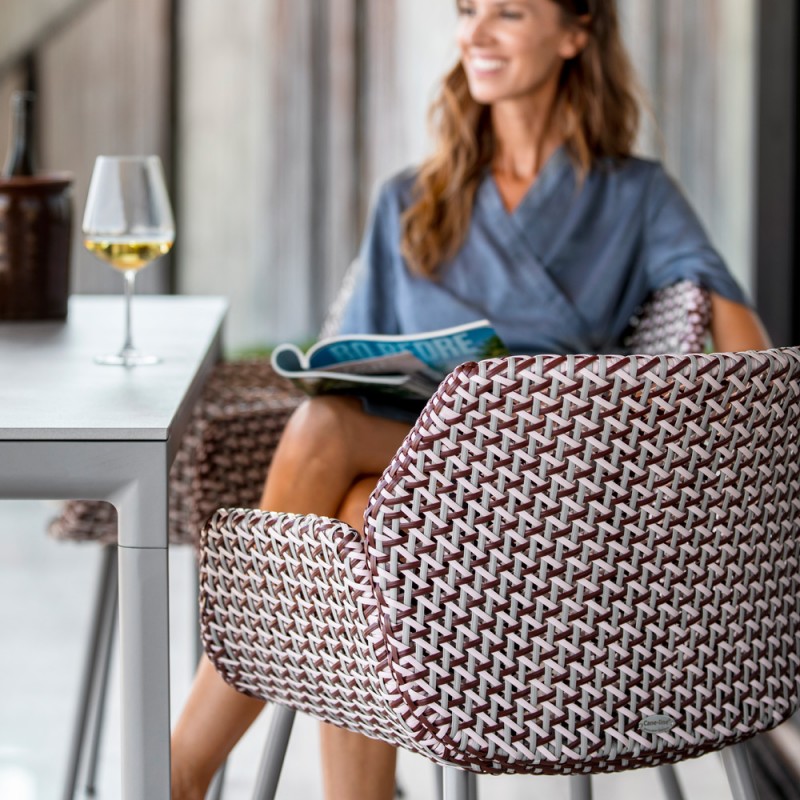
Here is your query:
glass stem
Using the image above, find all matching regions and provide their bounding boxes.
[122,270,136,354]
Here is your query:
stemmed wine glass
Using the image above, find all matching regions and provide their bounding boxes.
[83,155,175,366]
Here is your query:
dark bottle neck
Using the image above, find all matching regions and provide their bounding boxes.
[2,91,37,178]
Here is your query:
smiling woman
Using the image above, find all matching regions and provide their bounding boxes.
[402,0,640,274]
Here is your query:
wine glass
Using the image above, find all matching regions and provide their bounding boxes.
[82,155,175,366]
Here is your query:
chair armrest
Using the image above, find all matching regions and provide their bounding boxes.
[200,507,417,743]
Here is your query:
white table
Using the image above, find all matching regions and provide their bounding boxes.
[0,295,228,800]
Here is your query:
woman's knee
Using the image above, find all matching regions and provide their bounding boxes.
[275,394,411,480]
[285,395,363,441]
[336,476,380,533]
[278,396,361,466]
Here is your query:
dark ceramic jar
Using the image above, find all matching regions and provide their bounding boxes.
[0,173,73,320]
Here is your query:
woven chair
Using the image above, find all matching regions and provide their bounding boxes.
[49,359,302,799]
[198,285,800,800]
[200,344,800,800]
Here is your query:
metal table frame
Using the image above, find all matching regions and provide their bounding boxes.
[0,295,227,799]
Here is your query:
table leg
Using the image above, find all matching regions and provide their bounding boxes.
[116,481,171,800]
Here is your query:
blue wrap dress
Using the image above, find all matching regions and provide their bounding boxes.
[339,148,747,354]
[337,148,748,420]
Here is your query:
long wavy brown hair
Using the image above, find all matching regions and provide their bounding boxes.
[401,0,640,276]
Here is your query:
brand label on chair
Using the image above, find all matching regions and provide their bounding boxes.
[638,715,675,733]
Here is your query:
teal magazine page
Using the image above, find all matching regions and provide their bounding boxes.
[271,319,508,400]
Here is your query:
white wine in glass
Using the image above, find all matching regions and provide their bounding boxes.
[83,155,175,366]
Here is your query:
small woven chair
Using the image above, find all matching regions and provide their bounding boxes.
[200,344,800,800]
[50,359,302,799]
[202,287,797,797]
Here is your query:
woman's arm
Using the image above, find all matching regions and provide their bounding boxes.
[710,292,772,351]
[640,167,765,352]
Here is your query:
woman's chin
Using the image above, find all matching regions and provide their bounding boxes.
[465,77,528,107]
[466,85,503,106]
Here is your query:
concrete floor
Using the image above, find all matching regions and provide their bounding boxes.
[0,499,737,800]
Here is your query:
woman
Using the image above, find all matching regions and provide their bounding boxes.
[172,1,769,798]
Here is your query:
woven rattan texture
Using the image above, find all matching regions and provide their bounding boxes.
[199,282,730,772]
[366,348,800,773]
[199,509,424,752]
[48,360,302,547]
[201,348,800,774]
[622,281,710,354]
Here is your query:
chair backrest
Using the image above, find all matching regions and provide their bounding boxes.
[365,347,800,774]
[623,280,710,354]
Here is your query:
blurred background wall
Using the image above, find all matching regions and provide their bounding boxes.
[0,0,796,352]
[0,0,172,297]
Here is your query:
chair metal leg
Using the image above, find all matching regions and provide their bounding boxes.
[467,770,478,800]
[84,551,119,794]
[657,764,686,800]
[252,705,296,800]
[721,742,761,800]
[570,774,592,800]
[206,765,227,800]
[434,765,444,799]
[61,545,117,800]
[442,767,471,800]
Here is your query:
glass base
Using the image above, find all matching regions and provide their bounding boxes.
[95,351,160,367]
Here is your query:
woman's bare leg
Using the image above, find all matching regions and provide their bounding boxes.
[320,476,398,800]
[171,658,266,798]
[320,723,397,800]
[257,396,410,514]
[171,397,411,799]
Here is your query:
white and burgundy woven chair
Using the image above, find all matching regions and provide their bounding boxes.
[195,286,800,800]
[48,359,302,799]
[200,344,800,800]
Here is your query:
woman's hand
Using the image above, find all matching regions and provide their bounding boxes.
[710,292,772,352]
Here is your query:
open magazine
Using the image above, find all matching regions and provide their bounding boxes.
[271,319,508,400]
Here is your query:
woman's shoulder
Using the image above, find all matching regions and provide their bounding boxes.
[590,155,682,211]
[593,153,669,185]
